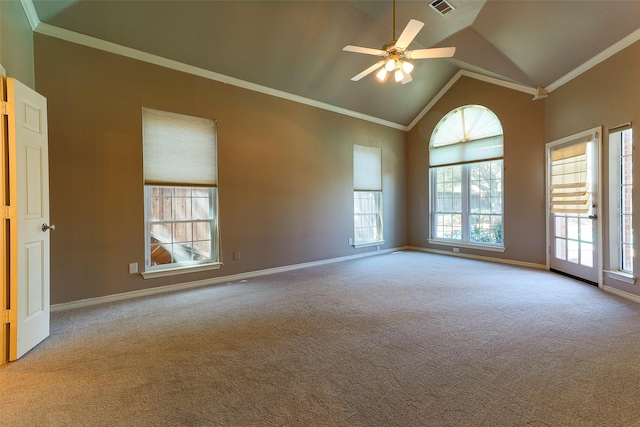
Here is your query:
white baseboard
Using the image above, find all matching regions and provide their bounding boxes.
[602,285,640,304]
[408,246,547,270]
[51,247,408,312]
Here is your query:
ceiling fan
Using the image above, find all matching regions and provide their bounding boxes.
[343,0,456,84]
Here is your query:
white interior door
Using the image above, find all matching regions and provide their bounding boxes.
[547,128,601,285]
[7,78,51,360]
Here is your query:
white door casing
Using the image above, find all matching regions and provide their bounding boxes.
[7,78,51,360]
[546,127,602,286]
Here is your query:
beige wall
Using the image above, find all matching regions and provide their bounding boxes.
[34,34,407,304]
[0,0,34,87]
[28,25,640,304]
[546,40,640,296]
[407,76,547,265]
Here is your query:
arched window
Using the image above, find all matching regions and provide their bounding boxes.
[429,105,504,248]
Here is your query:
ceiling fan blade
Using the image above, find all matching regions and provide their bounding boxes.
[351,61,385,81]
[395,19,425,50]
[401,73,413,85]
[343,45,386,56]
[406,47,456,59]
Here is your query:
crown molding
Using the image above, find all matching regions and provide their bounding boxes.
[21,0,640,134]
[19,0,40,31]
[33,22,408,131]
[547,27,640,92]
[407,70,536,131]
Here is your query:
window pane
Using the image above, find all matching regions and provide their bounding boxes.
[150,244,173,265]
[581,242,593,267]
[470,214,502,244]
[435,213,462,240]
[150,223,172,242]
[354,191,382,243]
[579,218,593,243]
[146,186,216,268]
[620,129,633,273]
[555,215,566,238]
[173,222,193,243]
[567,217,579,240]
[567,240,579,264]
[555,238,566,260]
[431,160,502,245]
[193,240,211,260]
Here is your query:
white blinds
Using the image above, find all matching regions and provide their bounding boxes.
[354,145,382,191]
[143,108,217,187]
[549,141,590,213]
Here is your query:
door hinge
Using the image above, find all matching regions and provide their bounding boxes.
[1,100,14,116]
[2,310,15,324]
[4,206,16,220]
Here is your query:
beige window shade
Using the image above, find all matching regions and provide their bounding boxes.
[354,145,382,191]
[429,135,503,167]
[429,105,503,167]
[549,142,590,214]
[143,108,217,187]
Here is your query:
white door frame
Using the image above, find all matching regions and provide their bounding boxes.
[545,126,603,287]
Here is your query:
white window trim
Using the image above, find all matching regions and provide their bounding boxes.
[427,239,506,252]
[607,125,633,277]
[429,161,504,248]
[353,240,385,249]
[144,186,220,274]
[141,262,222,279]
[604,270,636,285]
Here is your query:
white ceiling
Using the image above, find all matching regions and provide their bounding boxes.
[27,0,640,128]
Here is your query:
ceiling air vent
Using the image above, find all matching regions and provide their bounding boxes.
[429,0,455,16]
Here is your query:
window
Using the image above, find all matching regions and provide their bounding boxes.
[608,126,633,279]
[353,145,383,246]
[142,108,220,275]
[429,105,504,248]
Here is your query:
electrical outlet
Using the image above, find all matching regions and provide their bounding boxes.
[348,238,353,245]
[233,251,240,260]
[452,247,460,253]
[128,262,138,274]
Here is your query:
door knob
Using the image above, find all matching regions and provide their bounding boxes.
[588,215,598,220]
[42,223,56,232]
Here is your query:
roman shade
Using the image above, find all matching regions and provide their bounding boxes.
[354,145,382,191]
[549,141,590,214]
[143,108,217,187]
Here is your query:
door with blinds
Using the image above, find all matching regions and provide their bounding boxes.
[547,127,601,285]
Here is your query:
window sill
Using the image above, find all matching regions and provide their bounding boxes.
[427,239,506,253]
[604,270,636,285]
[142,262,222,279]
[353,240,385,249]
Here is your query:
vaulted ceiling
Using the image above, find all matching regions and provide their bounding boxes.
[28,0,640,128]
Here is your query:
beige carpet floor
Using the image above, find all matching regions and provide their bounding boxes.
[3,251,640,426]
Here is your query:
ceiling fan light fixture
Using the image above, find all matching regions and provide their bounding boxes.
[402,61,414,74]
[376,67,389,81]
[385,59,396,72]
[394,69,404,82]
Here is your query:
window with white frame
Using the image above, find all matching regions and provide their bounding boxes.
[429,105,504,248]
[142,108,220,273]
[608,126,633,277]
[353,145,383,246]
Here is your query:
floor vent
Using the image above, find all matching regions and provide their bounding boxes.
[429,0,455,16]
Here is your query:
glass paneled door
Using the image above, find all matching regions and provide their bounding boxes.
[547,128,601,285]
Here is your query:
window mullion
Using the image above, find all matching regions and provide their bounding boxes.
[461,164,470,241]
